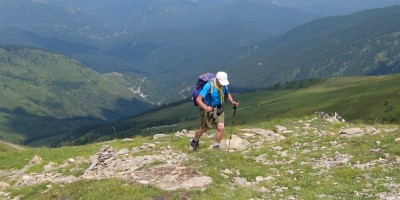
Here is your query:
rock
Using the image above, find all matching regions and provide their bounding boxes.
[0,182,9,190]
[220,135,249,151]
[275,125,287,133]
[118,148,130,155]
[339,128,364,137]
[53,175,79,184]
[180,176,212,189]
[138,180,150,185]
[287,195,297,200]
[44,164,54,172]
[255,176,264,183]
[29,154,43,165]
[122,138,134,142]
[326,117,339,123]
[259,186,269,193]
[139,143,156,149]
[223,169,233,175]
[274,186,288,193]
[232,177,247,185]
[395,138,400,142]
[239,128,285,141]
[153,134,168,140]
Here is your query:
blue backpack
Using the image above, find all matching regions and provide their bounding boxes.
[192,73,215,106]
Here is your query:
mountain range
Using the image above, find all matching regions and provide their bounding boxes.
[229,5,400,88]
[0,1,400,146]
[1,1,399,103]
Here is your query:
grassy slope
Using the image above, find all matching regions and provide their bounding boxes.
[60,73,400,147]
[126,73,400,132]
[1,116,399,199]
[0,46,153,145]
[1,74,399,199]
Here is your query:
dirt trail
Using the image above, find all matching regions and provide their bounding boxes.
[0,141,27,151]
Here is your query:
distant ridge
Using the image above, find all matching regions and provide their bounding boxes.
[231,5,400,88]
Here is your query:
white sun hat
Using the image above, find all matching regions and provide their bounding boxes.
[216,71,229,86]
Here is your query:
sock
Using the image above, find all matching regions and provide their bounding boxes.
[214,142,220,146]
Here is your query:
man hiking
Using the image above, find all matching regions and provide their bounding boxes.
[190,71,239,151]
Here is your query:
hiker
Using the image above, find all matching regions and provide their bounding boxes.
[190,71,239,150]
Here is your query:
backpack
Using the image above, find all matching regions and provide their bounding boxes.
[192,73,215,106]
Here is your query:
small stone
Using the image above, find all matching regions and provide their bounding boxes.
[275,125,287,133]
[223,169,233,174]
[0,182,10,190]
[138,180,150,185]
[122,138,134,142]
[118,148,130,155]
[339,128,364,137]
[87,160,98,171]
[255,176,264,182]
[29,154,43,165]
[232,177,247,185]
[153,134,168,140]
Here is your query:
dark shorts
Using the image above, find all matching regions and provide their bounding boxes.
[200,108,225,129]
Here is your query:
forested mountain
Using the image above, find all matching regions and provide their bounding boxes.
[229,5,400,88]
[0,0,321,103]
[0,45,154,145]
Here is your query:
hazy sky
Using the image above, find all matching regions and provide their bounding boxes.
[267,0,400,15]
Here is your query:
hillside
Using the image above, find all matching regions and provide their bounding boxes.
[230,5,400,88]
[0,140,28,152]
[57,73,400,146]
[0,115,399,199]
[0,45,153,145]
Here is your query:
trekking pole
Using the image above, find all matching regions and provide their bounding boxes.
[227,103,237,152]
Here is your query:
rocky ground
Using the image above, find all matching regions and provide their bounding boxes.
[0,117,399,199]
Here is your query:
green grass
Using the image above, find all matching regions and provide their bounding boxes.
[11,179,166,200]
[1,116,399,199]
[120,73,400,137]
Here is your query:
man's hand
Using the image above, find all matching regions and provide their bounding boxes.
[231,100,239,107]
[204,106,213,112]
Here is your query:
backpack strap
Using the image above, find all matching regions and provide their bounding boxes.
[223,85,228,105]
[208,80,214,106]
[209,80,214,94]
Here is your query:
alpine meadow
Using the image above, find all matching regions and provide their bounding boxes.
[0,1,400,199]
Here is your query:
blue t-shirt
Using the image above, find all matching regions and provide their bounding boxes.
[200,81,230,107]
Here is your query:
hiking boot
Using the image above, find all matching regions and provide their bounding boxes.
[212,144,220,149]
[190,139,199,151]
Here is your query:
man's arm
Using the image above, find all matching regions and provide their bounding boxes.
[196,95,213,112]
[227,94,239,107]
